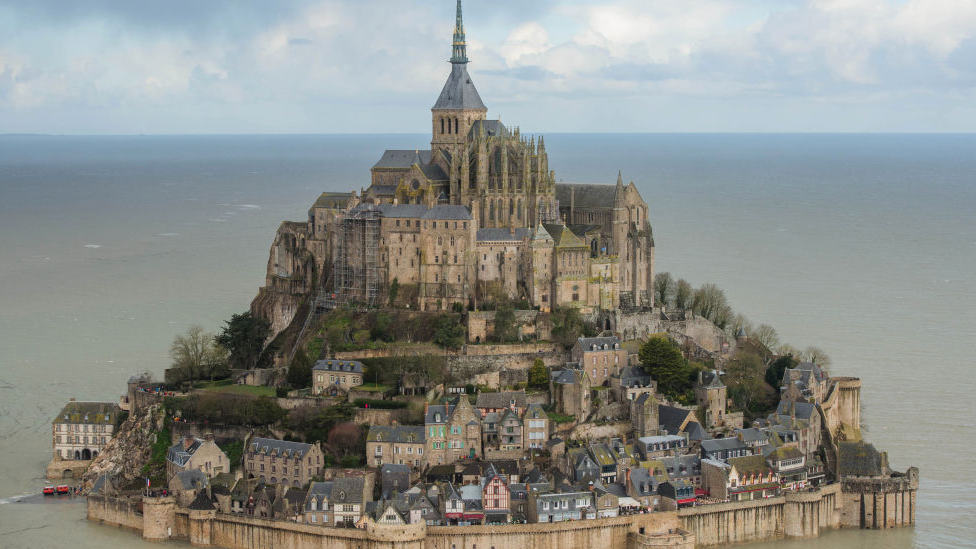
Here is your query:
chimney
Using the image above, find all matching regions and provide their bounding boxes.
[425,402,429,415]
[184,436,195,451]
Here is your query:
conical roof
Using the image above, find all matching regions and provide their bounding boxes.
[433,63,486,111]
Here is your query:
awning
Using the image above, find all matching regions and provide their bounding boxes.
[618,497,640,507]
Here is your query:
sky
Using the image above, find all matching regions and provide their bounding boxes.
[1,0,976,134]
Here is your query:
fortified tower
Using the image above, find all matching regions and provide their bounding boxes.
[430,0,487,155]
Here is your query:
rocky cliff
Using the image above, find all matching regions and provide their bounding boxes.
[82,403,165,492]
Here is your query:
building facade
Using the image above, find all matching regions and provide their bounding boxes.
[244,437,325,487]
[52,400,119,462]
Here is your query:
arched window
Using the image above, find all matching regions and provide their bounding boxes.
[454,118,459,134]
[517,199,522,220]
[509,199,514,217]
[489,201,495,221]
[441,118,445,134]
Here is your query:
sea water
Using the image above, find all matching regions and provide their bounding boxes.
[0,134,973,548]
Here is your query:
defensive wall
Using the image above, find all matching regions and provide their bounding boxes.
[819,377,862,439]
[88,480,914,549]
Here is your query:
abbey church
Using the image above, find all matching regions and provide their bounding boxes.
[264,1,654,315]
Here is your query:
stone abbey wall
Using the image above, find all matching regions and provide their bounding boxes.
[88,480,913,549]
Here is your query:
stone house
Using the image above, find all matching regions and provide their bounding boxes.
[165,434,230,482]
[734,427,770,451]
[588,442,619,483]
[303,481,333,525]
[522,403,549,450]
[572,336,627,387]
[636,434,687,460]
[700,438,750,462]
[658,480,696,508]
[767,446,807,490]
[168,470,209,507]
[366,425,426,469]
[312,360,364,396]
[611,365,655,404]
[424,397,482,465]
[496,409,523,451]
[528,487,594,523]
[781,362,828,403]
[244,437,325,488]
[51,400,118,463]
[624,467,659,509]
[770,400,822,456]
[551,368,591,421]
[660,455,703,488]
[380,464,411,499]
[592,481,620,518]
[694,370,727,429]
[474,390,527,418]
[331,477,366,526]
[631,392,660,438]
[726,455,780,501]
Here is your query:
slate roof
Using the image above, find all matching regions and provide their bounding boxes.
[468,119,508,137]
[552,369,579,385]
[332,477,365,505]
[555,183,619,209]
[248,438,316,459]
[542,223,588,249]
[619,366,651,387]
[166,438,203,467]
[658,405,694,436]
[188,490,216,511]
[373,150,433,169]
[374,204,430,219]
[838,442,884,477]
[420,163,449,181]
[311,192,356,210]
[421,205,472,220]
[776,400,817,421]
[566,224,603,238]
[433,63,486,110]
[370,185,399,196]
[524,403,547,420]
[628,468,656,496]
[768,446,804,462]
[367,425,425,444]
[425,404,448,424]
[476,228,531,242]
[699,370,725,389]
[475,391,527,410]
[313,359,363,374]
[577,336,621,351]
[728,455,773,476]
[174,470,209,491]
[305,481,334,512]
[702,438,748,453]
[54,401,117,425]
[735,428,770,444]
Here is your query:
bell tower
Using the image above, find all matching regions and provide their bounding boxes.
[431,0,487,154]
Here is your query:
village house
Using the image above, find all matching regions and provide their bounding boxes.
[425,397,482,465]
[474,390,527,417]
[380,464,411,499]
[303,481,333,525]
[694,370,728,429]
[165,434,230,482]
[438,482,464,525]
[636,434,687,460]
[312,360,364,396]
[658,480,696,509]
[725,455,779,501]
[781,362,828,403]
[770,400,822,456]
[624,467,659,509]
[551,368,591,420]
[701,438,750,462]
[366,425,426,468]
[51,400,118,463]
[244,437,325,488]
[767,446,807,490]
[481,464,511,523]
[571,335,628,387]
[527,487,594,523]
[331,477,367,526]
[611,365,655,403]
[522,403,549,450]
[591,480,621,518]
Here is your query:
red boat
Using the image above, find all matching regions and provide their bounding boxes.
[56,485,70,495]
[42,486,55,496]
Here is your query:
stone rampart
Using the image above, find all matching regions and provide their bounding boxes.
[87,494,144,533]
[820,377,862,438]
[679,496,785,547]
[840,469,918,529]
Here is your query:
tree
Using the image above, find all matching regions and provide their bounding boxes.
[653,272,675,308]
[765,354,799,388]
[550,307,595,349]
[803,346,832,369]
[691,283,732,329]
[528,358,549,389]
[674,279,693,310]
[776,343,802,359]
[493,304,517,343]
[726,313,754,340]
[327,422,362,458]
[388,278,400,307]
[638,336,689,394]
[168,326,228,384]
[752,324,780,353]
[724,349,767,412]
[287,348,314,389]
[433,314,465,350]
[216,311,271,370]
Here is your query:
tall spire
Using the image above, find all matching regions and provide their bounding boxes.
[451,0,469,64]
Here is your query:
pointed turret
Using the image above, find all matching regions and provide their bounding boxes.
[451,0,468,64]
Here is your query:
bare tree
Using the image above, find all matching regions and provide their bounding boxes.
[674,279,693,310]
[803,346,832,369]
[327,422,362,458]
[726,313,754,340]
[692,283,732,329]
[753,324,780,352]
[776,343,802,358]
[170,326,228,384]
[654,272,675,308]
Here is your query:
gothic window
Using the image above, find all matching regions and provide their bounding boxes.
[454,118,459,134]
[509,199,514,217]
[438,236,443,246]
[517,199,522,220]
[489,201,495,221]
[450,236,455,246]
[441,118,445,134]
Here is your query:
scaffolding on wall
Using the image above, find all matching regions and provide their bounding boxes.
[333,205,382,307]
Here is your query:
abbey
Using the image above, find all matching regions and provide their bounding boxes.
[266,1,654,314]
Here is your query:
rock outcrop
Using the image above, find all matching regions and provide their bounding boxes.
[82,403,165,492]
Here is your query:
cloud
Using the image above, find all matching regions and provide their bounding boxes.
[1,0,976,133]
